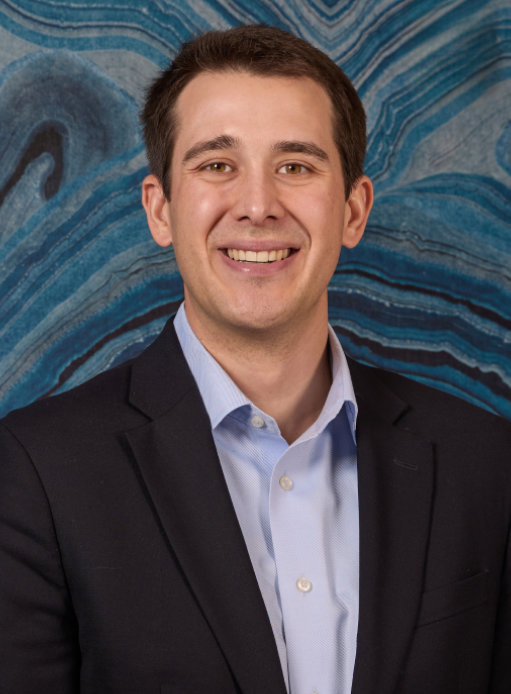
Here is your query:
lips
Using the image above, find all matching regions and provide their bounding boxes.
[226,248,291,263]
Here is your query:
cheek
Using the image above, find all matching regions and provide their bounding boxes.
[179,185,229,232]
[306,197,345,245]
[296,186,345,222]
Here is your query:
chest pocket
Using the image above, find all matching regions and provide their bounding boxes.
[417,570,488,626]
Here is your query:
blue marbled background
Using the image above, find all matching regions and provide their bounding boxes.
[0,0,510,418]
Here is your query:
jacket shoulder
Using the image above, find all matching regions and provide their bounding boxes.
[348,357,511,446]
[2,358,137,443]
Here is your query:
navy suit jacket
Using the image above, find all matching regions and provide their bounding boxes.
[1,317,510,693]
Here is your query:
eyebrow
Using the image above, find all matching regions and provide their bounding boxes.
[183,135,240,163]
[271,140,329,161]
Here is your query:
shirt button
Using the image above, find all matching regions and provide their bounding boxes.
[296,577,312,593]
[279,475,293,491]
[250,414,265,428]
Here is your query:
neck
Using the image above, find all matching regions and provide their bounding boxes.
[186,304,332,444]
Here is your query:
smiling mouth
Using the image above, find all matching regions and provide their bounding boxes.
[226,248,292,263]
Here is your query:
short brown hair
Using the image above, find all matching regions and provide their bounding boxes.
[141,24,366,199]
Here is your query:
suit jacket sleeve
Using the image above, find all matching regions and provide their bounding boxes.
[0,423,79,693]
[490,515,511,694]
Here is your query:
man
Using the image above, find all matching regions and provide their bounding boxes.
[0,25,510,694]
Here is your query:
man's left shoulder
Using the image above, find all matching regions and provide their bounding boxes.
[348,356,511,459]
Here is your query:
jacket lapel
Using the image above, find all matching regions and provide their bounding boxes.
[348,359,435,694]
[125,322,286,694]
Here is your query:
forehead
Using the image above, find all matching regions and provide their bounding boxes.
[171,70,336,153]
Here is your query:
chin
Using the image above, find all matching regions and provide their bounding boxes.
[222,307,298,335]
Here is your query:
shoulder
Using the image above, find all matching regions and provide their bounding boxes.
[0,316,190,453]
[0,359,145,488]
[348,357,511,459]
[2,357,135,440]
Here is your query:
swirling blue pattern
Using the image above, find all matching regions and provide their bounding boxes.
[0,0,510,419]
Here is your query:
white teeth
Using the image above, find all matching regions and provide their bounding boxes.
[226,248,291,263]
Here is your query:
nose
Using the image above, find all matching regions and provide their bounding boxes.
[230,168,285,225]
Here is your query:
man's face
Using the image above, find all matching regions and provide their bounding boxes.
[145,70,370,340]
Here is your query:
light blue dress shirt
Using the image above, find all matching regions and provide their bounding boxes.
[174,304,359,694]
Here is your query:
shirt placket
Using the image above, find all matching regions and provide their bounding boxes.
[269,436,335,694]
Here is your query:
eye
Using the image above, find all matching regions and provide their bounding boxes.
[202,162,233,173]
[278,163,309,175]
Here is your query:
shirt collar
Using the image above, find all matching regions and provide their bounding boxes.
[173,303,357,442]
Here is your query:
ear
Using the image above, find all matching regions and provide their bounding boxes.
[141,174,173,247]
[342,175,373,249]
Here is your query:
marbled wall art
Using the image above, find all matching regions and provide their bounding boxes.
[0,0,509,418]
